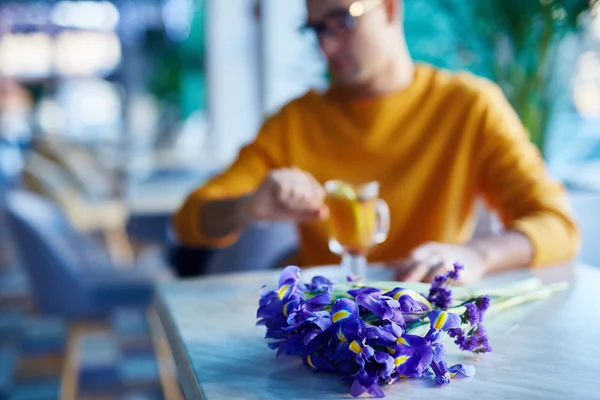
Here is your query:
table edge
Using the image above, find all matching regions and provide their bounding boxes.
[155,292,206,400]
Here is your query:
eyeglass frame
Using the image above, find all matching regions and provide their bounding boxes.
[300,0,384,38]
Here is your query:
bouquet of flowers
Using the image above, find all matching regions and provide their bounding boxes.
[257,263,564,398]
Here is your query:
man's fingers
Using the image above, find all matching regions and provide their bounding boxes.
[402,261,435,282]
[422,262,450,283]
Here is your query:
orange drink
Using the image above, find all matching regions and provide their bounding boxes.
[326,194,377,255]
[324,180,390,278]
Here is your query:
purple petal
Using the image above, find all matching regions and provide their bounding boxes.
[276,334,306,358]
[365,325,397,346]
[277,266,301,300]
[338,318,364,343]
[355,294,404,324]
[331,298,359,322]
[303,292,332,312]
[306,276,333,291]
[449,363,476,378]
[428,310,461,331]
[278,265,301,287]
[350,378,367,398]
[431,361,451,385]
[306,354,337,372]
[433,342,447,363]
[348,287,381,298]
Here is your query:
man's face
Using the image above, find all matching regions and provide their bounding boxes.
[305,0,395,85]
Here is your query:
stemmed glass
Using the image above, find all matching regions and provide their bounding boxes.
[324,180,390,280]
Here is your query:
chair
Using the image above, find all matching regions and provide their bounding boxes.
[22,151,134,265]
[4,190,169,319]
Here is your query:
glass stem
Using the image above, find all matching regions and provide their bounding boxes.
[341,253,367,280]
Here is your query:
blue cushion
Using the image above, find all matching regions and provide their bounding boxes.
[8,378,60,400]
[0,349,16,396]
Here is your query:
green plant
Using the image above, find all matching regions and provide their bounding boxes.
[473,0,595,151]
[406,0,597,153]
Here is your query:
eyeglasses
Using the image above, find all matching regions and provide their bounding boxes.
[301,0,383,38]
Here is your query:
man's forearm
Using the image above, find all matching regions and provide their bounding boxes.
[467,230,535,274]
[200,196,251,239]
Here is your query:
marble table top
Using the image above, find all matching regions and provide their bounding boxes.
[155,264,600,399]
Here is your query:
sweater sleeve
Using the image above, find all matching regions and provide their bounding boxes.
[172,114,286,248]
[474,83,580,266]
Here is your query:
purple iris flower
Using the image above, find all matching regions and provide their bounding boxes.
[331,299,365,344]
[388,334,434,378]
[355,293,405,325]
[277,266,303,301]
[384,288,432,322]
[430,360,476,385]
[303,276,334,292]
[365,322,404,347]
[350,345,394,399]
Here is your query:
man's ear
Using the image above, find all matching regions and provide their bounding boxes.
[384,0,400,23]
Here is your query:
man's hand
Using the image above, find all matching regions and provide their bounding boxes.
[389,231,534,285]
[389,242,488,285]
[245,168,328,223]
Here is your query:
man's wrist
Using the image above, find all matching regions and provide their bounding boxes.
[466,239,495,274]
[237,195,255,225]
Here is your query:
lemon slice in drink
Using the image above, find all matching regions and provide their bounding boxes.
[329,181,356,200]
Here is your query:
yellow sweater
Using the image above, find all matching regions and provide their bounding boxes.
[173,64,579,267]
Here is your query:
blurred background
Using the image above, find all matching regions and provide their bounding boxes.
[0,0,599,398]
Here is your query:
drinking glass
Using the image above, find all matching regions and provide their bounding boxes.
[324,180,390,279]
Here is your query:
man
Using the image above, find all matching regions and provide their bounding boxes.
[173,0,579,284]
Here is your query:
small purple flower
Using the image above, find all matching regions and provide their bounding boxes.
[447,262,464,281]
[427,262,463,309]
[448,325,492,354]
[476,295,491,312]
[464,302,480,325]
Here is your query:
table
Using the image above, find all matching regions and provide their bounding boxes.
[155,264,600,399]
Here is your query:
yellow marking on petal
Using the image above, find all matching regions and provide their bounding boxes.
[307,355,316,369]
[337,328,347,343]
[282,303,289,317]
[277,284,291,300]
[349,341,362,354]
[386,347,395,355]
[400,375,409,379]
[393,290,407,300]
[394,355,410,367]
[434,312,448,330]
[396,337,408,346]
[332,310,350,323]
[450,372,457,378]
